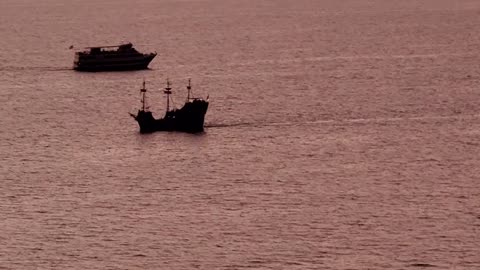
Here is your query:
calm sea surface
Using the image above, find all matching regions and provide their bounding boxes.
[1,0,480,269]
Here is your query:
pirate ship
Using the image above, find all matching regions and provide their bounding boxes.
[130,79,209,133]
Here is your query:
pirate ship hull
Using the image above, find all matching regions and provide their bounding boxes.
[133,99,209,133]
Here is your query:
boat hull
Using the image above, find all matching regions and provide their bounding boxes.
[133,100,209,133]
[74,54,156,72]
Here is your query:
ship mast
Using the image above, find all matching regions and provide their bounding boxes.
[164,79,172,113]
[140,79,147,111]
[187,78,191,101]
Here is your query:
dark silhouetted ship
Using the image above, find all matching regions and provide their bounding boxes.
[73,43,156,71]
[130,79,209,133]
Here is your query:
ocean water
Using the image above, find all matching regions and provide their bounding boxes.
[1,0,480,269]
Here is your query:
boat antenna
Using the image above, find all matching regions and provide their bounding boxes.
[140,78,147,111]
[187,78,192,101]
[164,78,172,112]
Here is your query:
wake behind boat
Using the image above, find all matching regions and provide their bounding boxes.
[73,43,156,71]
[130,79,209,133]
